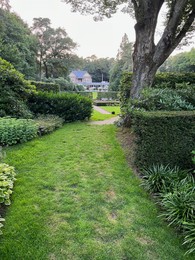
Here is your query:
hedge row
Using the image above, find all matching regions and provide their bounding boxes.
[119,72,195,89]
[132,111,195,169]
[28,92,93,122]
[0,118,38,146]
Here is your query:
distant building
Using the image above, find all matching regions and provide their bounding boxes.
[69,70,109,91]
[69,70,92,84]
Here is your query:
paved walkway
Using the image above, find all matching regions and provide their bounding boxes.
[93,105,111,114]
[90,105,119,125]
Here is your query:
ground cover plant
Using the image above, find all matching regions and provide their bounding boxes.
[0,118,38,146]
[141,163,195,254]
[0,123,194,259]
[0,163,16,234]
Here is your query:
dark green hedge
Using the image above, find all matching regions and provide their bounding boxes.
[30,81,59,93]
[119,72,195,89]
[28,92,92,122]
[153,72,195,88]
[132,111,195,169]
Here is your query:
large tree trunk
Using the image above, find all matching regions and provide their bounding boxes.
[130,0,164,98]
[130,0,195,98]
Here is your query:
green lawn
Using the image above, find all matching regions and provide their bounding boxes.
[100,106,121,115]
[0,123,193,259]
[90,106,120,121]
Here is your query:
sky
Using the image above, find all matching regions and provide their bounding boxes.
[10,0,194,59]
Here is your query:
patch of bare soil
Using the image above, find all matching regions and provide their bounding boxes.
[117,127,139,176]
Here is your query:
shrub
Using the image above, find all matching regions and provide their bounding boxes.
[28,92,93,122]
[183,222,195,255]
[161,182,195,227]
[0,118,38,146]
[141,164,185,194]
[0,58,36,118]
[129,88,195,111]
[132,111,195,169]
[34,115,63,135]
[0,163,16,234]
[97,91,119,101]
[0,163,16,206]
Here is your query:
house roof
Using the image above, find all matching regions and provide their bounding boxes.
[71,70,89,79]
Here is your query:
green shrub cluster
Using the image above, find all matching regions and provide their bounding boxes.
[141,164,195,255]
[28,92,93,122]
[97,91,119,101]
[132,111,195,169]
[34,115,64,135]
[0,58,36,118]
[0,163,17,234]
[153,72,195,88]
[0,118,38,146]
[128,87,195,111]
[30,81,59,93]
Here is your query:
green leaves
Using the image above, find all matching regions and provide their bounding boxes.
[0,118,38,146]
[0,163,16,234]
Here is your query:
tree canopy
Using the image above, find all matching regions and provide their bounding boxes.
[31,17,77,79]
[0,8,37,78]
[62,0,195,98]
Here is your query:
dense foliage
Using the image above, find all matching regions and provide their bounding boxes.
[0,118,38,146]
[160,48,195,73]
[0,8,37,78]
[0,58,36,118]
[132,111,195,169]
[141,163,195,255]
[28,91,93,122]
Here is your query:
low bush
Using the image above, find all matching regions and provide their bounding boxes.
[129,88,195,111]
[0,58,35,118]
[0,163,16,234]
[132,111,195,169]
[0,118,38,146]
[28,92,92,122]
[141,163,195,255]
[141,164,185,194]
[97,91,119,101]
[183,222,195,255]
[0,163,16,206]
[34,115,64,135]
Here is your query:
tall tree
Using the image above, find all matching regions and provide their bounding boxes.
[83,55,114,82]
[62,0,195,98]
[0,8,37,78]
[110,33,133,91]
[31,18,77,79]
[159,47,195,72]
[0,0,11,11]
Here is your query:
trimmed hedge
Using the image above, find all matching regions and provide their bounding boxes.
[153,72,195,88]
[28,92,93,122]
[30,81,59,93]
[132,111,195,169]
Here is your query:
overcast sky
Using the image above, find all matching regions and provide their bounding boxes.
[10,0,194,59]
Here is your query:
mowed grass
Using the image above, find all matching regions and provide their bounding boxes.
[100,106,121,115]
[0,123,193,259]
[90,106,120,121]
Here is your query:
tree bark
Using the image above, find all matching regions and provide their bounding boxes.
[130,0,195,98]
